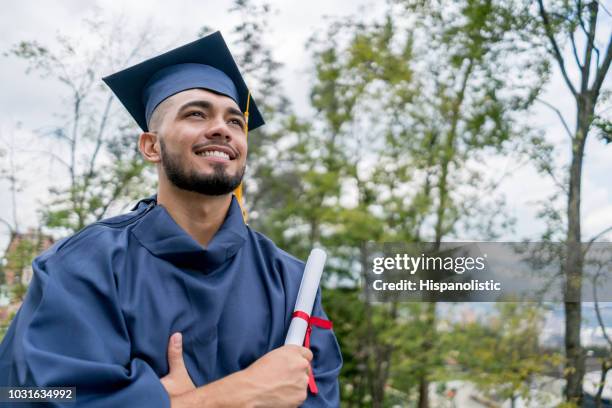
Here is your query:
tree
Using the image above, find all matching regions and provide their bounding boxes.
[269,0,544,404]
[586,245,612,408]
[446,303,562,408]
[528,1,612,403]
[0,125,23,239]
[9,15,156,234]
[347,1,545,405]
[3,234,38,302]
[0,126,26,290]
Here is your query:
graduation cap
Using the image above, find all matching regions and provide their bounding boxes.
[102,31,264,133]
[102,31,265,219]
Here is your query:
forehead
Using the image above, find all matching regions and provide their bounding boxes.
[165,88,241,112]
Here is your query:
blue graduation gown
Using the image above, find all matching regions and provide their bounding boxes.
[0,196,342,407]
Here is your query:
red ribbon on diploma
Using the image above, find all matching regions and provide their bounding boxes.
[291,310,333,395]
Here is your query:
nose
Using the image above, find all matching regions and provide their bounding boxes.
[204,115,233,142]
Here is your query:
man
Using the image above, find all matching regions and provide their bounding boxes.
[0,32,342,407]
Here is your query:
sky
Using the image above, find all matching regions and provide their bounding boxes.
[0,0,610,253]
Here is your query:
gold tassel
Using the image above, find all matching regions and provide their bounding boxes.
[234,91,250,222]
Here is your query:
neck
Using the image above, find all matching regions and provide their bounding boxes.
[157,179,232,248]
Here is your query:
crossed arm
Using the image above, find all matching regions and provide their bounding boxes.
[160,333,312,408]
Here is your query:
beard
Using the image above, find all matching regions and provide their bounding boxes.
[159,138,245,196]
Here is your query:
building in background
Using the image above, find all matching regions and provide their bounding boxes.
[2,228,53,287]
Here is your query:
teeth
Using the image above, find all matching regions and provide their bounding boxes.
[197,150,230,159]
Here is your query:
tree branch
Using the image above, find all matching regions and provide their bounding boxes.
[570,30,583,70]
[544,165,569,194]
[593,258,612,407]
[593,265,612,348]
[595,360,612,408]
[80,29,151,223]
[598,0,612,17]
[36,127,73,144]
[577,0,590,39]
[537,0,578,96]
[536,98,574,139]
[584,225,612,256]
[592,34,612,95]
[0,217,15,236]
[85,94,113,182]
[576,0,606,71]
[19,149,71,171]
[581,0,598,93]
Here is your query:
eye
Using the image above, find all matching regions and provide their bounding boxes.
[228,118,245,127]
[187,111,205,118]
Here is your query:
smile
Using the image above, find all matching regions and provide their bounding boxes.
[195,150,231,160]
[193,144,237,161]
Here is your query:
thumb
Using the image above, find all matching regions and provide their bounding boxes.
[167,332,189,375]
[161,332,195,397]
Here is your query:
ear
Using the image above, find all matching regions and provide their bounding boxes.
[139,132,161,163]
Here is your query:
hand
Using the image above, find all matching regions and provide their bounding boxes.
[239,345,313,408]
[160,332,196,398]
[160,337,311,408]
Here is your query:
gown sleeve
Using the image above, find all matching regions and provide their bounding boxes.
[0,231,170,408]
[303,289,343,407]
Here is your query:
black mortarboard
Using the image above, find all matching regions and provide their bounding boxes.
[102,31,264,132]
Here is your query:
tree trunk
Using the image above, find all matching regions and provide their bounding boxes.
[361,241,379,407]
[563,97,592,405]
[418,60,468,407]
[417,304,435,408]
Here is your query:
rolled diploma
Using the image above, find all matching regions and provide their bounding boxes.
[284,248,327,346]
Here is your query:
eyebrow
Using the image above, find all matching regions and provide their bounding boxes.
[177,100,245,119]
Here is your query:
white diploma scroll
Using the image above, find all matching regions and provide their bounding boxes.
[284,248,327,346]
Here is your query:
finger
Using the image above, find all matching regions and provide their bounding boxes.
[282,344,313,361]
[299,347,313,362]
[167,332,188,374]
